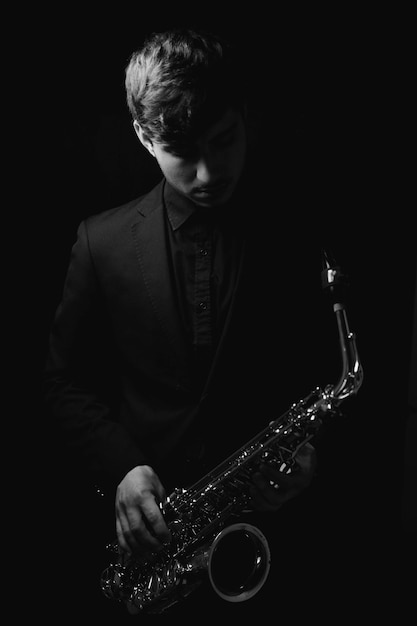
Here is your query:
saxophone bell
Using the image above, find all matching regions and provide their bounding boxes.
[207,523,271,603]
[100,522,271,612]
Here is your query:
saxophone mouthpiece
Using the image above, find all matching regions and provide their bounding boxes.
[321,248,336,271]
[321,248,348,303]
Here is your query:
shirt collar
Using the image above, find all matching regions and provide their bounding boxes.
[163,174,252,232]
[164,181,198,231]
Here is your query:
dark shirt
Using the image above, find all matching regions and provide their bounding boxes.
[164,181,245,389]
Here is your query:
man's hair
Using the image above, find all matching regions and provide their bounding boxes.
[125,28,246,153]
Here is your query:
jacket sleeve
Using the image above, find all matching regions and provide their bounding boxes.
[43,220,147,492]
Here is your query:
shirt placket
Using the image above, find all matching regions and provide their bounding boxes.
[193,229,212,350]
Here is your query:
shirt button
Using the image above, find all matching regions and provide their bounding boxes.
[199,248,208,256]
[198,301,207,311]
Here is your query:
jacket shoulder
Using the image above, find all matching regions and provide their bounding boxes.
[85,178,164,234]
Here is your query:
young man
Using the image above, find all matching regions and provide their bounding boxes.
[44,28,326,616]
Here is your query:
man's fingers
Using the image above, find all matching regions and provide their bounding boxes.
[139,497,171,544]
[116,496,170,554]
[116,516,132,553]
[260,443,317,487]
[116,512,140,554]
[250,444,317,512]
[250,472,287,510]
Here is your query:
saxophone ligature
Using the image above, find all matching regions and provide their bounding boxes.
[100,249,364,613]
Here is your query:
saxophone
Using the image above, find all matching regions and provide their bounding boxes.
[100,250,364,613]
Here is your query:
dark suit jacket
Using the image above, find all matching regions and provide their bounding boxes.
[44,178,340,495]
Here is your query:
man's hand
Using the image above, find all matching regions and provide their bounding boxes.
[115,465,171,555]
[250,442,317,511]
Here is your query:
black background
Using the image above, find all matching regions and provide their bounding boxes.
[23,5,415,621]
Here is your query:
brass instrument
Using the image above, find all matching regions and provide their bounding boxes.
[100,250,363,613]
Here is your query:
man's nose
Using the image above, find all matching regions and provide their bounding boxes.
[195,154,217,184]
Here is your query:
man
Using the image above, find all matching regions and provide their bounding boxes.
[44,28,327,616]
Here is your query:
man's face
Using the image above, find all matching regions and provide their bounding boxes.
[136,108,247,208]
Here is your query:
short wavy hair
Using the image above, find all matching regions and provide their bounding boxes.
[125,28,246,153]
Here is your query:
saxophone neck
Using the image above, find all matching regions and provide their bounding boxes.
[321,249,364,403]
[332,302,364,401]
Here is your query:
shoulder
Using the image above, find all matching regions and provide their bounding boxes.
[75,179,165,255]
[83,178,165,237]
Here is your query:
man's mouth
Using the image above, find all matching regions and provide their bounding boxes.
[192,180,230,197]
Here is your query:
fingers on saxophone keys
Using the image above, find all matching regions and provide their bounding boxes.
[116,515,164,556]
[259,463,293,486]
[250,473,283,511]
[116,517,132,554]
[260,460,315,494]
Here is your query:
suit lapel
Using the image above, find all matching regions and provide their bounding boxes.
[131,185,191,382]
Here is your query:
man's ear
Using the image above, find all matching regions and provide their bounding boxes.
[133,121,156,157]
